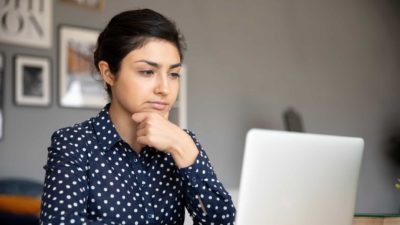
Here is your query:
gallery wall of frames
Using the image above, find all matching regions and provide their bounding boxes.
[0,0,187,141]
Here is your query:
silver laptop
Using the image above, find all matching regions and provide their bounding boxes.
[236,129,364,225]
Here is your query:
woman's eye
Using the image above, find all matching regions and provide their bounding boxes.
[139,70,154,76]
[170,73,181,78]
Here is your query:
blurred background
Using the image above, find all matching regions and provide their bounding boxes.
[0,0,399,217]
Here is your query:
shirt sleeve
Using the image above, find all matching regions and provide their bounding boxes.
[39,127,105,225]
[179,130,236,225]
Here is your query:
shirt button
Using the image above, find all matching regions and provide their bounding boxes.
[147,214,154,219]
[191,177,197,182]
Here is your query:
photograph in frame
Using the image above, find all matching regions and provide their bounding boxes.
[59,25,107,109]
[0,53,4,140]
[14,55,51,107]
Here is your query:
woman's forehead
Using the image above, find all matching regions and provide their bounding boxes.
[125,39,181,64]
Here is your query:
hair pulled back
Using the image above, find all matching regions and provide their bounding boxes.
[93,9,186,98]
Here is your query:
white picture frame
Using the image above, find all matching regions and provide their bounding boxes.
[60,0,105,11]
[0,0,53,49]
[0,52,4,140]
[14,55,51,106]
[59,25,107,109]
[170,65,187,129]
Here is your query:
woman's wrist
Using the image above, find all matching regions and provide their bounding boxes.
[170,133,199,168]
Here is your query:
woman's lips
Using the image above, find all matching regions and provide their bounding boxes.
[148,101,168,110]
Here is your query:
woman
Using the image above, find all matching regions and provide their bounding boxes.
[40,9,236,225]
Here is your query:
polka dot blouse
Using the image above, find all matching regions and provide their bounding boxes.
[40,104,236,225]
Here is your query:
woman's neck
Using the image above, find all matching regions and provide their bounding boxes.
[108,103,142,153]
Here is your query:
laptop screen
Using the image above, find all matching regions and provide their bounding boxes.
[236,129,364,225]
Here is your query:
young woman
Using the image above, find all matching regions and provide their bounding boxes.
[40,9,236,225]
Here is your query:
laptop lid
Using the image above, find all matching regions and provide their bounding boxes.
[236,129,364,225]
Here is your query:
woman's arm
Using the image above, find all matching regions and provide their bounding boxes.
[179,130,236,225]
[40,127,104,225]
[132,113,236,224]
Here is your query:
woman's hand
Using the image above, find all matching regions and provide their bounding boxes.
[131,112,199,168]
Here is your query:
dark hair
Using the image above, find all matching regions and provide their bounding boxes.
[93,8,186,98]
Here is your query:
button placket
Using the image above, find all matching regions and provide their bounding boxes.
[134,155,156,223]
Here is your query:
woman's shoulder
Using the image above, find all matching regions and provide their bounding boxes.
[46,119,96,167]
[50,119,95,143]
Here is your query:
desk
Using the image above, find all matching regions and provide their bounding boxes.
[353,214,400,225]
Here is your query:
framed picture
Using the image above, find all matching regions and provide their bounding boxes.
[60,0,105,11]
[170,65,187,128]
[0,0,52,49]
[14,55,51,107]
[0,52,4,140]
[58,25,107,109]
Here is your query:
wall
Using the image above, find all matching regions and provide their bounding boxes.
[0,0,399,214]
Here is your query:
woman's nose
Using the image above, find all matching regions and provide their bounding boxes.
[154,74,170,95]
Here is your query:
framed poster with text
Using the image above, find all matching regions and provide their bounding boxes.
[0,0,52,49]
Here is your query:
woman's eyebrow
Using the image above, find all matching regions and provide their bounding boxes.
[134,60,182,69]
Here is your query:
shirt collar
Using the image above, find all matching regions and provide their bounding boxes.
[91,103,122,152]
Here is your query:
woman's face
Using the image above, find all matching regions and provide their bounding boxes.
[108,39,181,118]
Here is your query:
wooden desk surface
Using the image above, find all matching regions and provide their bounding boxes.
[353,215,400,225]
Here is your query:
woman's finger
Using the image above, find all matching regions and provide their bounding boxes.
[136,126,149,137]
[137,120,147,130]
[137,136,152,147]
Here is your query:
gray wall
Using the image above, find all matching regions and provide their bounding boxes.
[1,0,399,214]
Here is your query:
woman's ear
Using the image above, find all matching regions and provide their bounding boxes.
[98,61,115,86]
